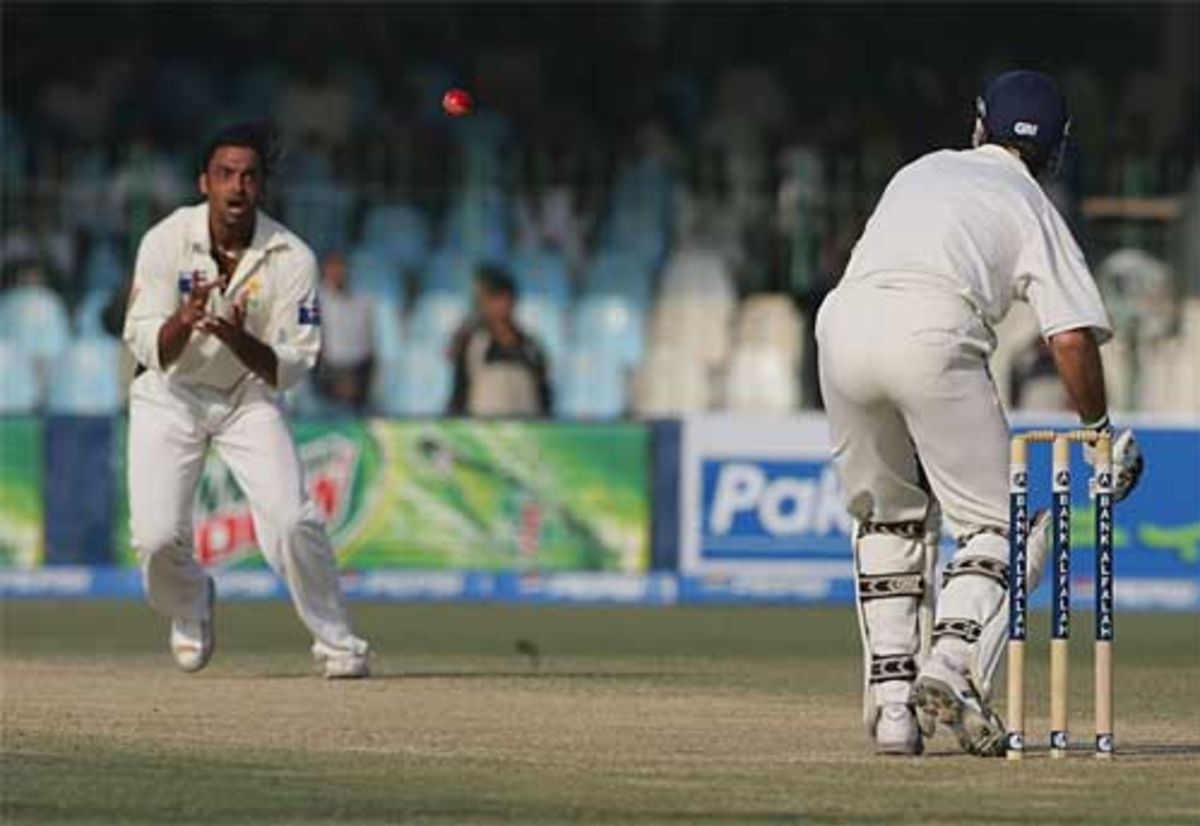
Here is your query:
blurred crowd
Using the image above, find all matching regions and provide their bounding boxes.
[3,3,1198,417]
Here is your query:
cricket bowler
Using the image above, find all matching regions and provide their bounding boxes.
[816,71,1144,755]
[122,123,370,678]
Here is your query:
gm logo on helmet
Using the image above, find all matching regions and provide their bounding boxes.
[1014,121,1040,136]
[699,460,850,560]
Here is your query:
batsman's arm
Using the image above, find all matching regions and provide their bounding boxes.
[1049,326,1145,501]
[1047,327,1107,426]
[1017,199,1113,427]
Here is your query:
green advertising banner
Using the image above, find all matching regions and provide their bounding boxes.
[116,420,650,573]
[0,417,44,568]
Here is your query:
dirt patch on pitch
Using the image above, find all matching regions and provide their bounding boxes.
[1,656,865,775]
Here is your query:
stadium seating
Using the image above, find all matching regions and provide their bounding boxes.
[421,249,481,295]
[596,217,669,278]
[632,345,710,416]
[47,337,123,414]
[649,248,738,373]
[0,285,72,367]
[722,343,800,412]
[1181,299,1200,414]
[659,247,736,307]
[1130,297,1200,414]
[348,245,405,303]
[284,182,354,257]
[360,203,430,272]
[1,113,25,187]
[734,294,803,366]
[371,300,405,357]
[373,348,452,416]
[516,294,566,363]
[557,347,627,419]
[582,250,654,306]
[650,295,732,369]
[572,294,646,369]
[511,248,570,303]
[83,239,126,293]
[440,188,512,262]
[0,342,39,413]
[408,289,470,350]
[1101,331,1135,412]
[607,155,675,229]
[231,63,288,117]
[74,289,118,338]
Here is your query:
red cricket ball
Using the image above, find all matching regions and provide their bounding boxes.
[442,88,474,117]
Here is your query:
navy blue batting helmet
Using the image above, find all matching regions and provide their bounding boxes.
[976,70,1070,166]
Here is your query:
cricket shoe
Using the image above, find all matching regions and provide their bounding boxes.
[874,702,924,756]
[912,654,1005,757]
[316,649,371,679]
[171,576,216,673]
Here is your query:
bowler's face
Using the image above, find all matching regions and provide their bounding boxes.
[200,146,263,231]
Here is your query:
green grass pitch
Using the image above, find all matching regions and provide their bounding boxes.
[2,601,1198,824]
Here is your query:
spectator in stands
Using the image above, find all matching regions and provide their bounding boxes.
[314,251,375,411]
[447,267,553,418]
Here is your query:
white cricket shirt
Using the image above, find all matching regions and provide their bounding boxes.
[841,144,1112,342]
[124,203,321,392]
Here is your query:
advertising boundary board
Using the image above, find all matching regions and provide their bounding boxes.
[0,413,1196,610]
[675,413,1200,611]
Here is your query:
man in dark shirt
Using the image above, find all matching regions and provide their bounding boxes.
[447,267,553,417]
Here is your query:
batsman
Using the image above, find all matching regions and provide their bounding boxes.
[816,71,1145,756]
[123,123,370,678]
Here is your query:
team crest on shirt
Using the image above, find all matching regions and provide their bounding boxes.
[177,270,204,294]
[298,298,321,325]
[238,276,264,311]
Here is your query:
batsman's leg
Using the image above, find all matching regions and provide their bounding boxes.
[855,519,933,755]
[897,336,1016,756]
[973,508,1051,698]
[818,285,940,755]
[214,395,369,675]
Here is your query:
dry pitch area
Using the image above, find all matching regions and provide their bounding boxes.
[2,602,1198,825]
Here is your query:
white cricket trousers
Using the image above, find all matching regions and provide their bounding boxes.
[816,276,1010,538]
[128,371,367,658]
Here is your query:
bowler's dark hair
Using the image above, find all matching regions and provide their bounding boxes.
[199,122,276,177]
[476,265,517,299]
